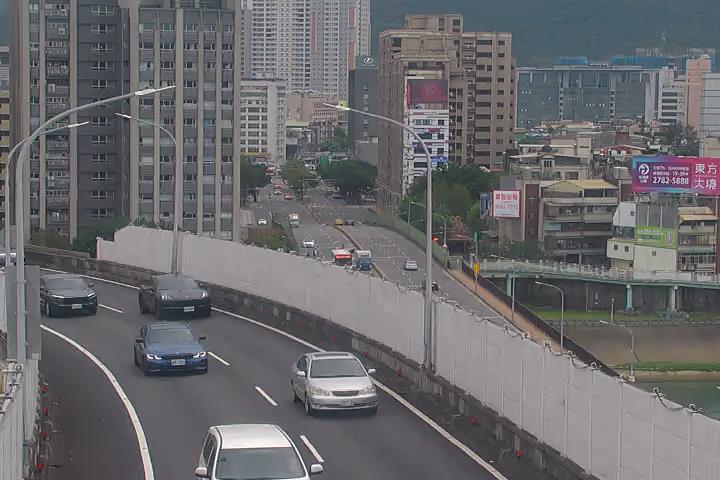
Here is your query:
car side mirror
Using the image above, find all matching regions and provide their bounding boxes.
[198,335,207,341]
[135,338,143,344]
[310,464,323,475]
[297,370,306,378]
[194,466,209,478]
[367,368,376,375]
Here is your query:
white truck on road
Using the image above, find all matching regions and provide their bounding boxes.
[288,213,299,227]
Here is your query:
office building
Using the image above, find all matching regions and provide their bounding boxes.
[237,78,287,166]
[700,73,720,139]
[310,0,371,101]
[0,47,9,225]
[348,55,378,164]
[517,65,661,128]
[657,67,686,126]
[684,56,712,130]
[286,91,339,123]
[378,14,514,207]
[10,0,252,242]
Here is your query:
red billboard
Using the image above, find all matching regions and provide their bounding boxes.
[406,79,448,108]
[632,155,720,195]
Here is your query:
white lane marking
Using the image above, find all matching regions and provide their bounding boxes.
[45,268,507,479]
[41,325,155,480]
[254,386,278,406]
[300,435,325,464]
[100,304,124,314]
[208,351,231,366]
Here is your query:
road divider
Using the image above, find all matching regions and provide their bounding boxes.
[300,435,325,464]
[208,351,230,366]
[254,386,278,406]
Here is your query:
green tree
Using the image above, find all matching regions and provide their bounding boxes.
[239,159,270,203]
[280,160,314,198]
[320,127,348,152]
[31,229,71,250]
[71,216,130,257]
[317,160,376,196]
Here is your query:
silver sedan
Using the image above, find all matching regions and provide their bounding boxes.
[291,352,378,416]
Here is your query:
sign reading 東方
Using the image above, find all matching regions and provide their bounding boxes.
[632,155,720,195]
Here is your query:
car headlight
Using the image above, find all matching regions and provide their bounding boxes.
[200,291,208,298]
[146,354,162,360]
[193,351,207,358]
[88,292,96,298]
[359,384,376,395]
[50,294,66,299]
[309,386,331,396]
[160,293,170,300]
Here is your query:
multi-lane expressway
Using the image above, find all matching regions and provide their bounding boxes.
[41,271,502,480]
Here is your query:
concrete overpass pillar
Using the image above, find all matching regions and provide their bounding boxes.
[625,284,633,311]
[506,275,513,296]
[668,285,677,312]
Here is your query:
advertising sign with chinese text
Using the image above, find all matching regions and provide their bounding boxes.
[635,226,678,249]
[492,190,521,218]
[632,156,720,195]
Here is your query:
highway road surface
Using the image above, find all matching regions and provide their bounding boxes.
[41,270,502,480]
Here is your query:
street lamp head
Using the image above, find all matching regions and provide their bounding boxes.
[66,121,89,129]
[134,85,176,96]
[114,113,133,120]
[323,102,350,112]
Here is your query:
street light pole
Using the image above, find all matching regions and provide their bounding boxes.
[325,103,435,370]
[600,320,636,380]
[13,86,174,376]
[115,113,180,274]
[535,281,565,352]
[4,122,88,263]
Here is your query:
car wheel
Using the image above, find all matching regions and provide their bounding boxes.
[291,382,300,403]
[304,392,314,416]
[155,302,163,320]
[368,406,378,416]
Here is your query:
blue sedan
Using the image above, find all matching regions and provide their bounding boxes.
[134,322,208,374]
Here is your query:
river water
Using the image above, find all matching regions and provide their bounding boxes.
[637,381,720,420]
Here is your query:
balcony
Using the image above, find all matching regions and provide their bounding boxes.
[47,196,69,207]
[47,103,69,115]
[582,213,614,223]
[46,179,70,189]
[47,158,70,169]
[47,66,70,77]
[48,85,70,96]
[46,47,69,58]
[45,9,69,18]
[46,140,69,150]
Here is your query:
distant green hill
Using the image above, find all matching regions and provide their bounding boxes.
[373,0,720,65]
[1,1,718,65]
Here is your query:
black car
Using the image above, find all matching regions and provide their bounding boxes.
[421,281,440,292]
[345,219,355,226]
[138,274,211,319]
[40,274,97,317]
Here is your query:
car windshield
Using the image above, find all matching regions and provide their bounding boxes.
[310,358,366,378]
[45,277,89,290]
[147,328,196,344]
[156,276,199,290]
[214,447,305,480]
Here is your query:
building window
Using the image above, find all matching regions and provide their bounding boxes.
[91,154,108,164]
[90,190,108,200]
[160,23,175,32]
[613,244,618,251]
[184,80,197,88]
[90,135,112,145]
[221,24,233,33]
[91,79,109,89]
[184,118,197,126]
[185,156,197,163]
[91,24,113,34]
[91,43,111,53]
[90,172,112,181]
[160,42,175,50]
[91,5,114,16]
[90,116,111,126]
[624,246,630,253]
[160,61,175,69]
[91,208,112,219]
[91,61,113,71]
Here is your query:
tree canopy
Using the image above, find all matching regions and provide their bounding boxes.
[280,160,315,198]
[317,159,376,196]
[71,216,130,257]
[320,127,348,152]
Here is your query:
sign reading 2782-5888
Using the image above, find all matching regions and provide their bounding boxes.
[632,155,720,195]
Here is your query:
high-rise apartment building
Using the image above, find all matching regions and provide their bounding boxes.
[310,0,370,101]
[10,0,258,242]
[245,0,311,90]
[684,56,712,131]
[348,55,378,163]
[377,14,514,208]
[657,67,686,126]
[0,47,9,226]
[700,73,720,139]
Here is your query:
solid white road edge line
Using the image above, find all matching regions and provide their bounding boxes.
[44,268,508,480]
[299,435,325,464]
[41,324,154,480]
[208,351,231,366]
[254,386,278,406]
[100,304,124,314]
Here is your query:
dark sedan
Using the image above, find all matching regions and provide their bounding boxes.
[138,274,211,319]
[134,322,208,374]
[40,274,97,317]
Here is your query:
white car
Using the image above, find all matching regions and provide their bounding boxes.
[257,218,268,226]
[403,260,418,271]
[195,424,322,479]
[302,240,316,249]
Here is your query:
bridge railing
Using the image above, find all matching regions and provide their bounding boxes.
[481,258,720,285]
[27,226,698,479]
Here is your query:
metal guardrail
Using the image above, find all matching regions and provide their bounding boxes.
[461,260,618,377]
[480,258,720,287]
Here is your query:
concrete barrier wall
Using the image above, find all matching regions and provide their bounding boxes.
[0,371,23,480]
[96,227,720,480]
